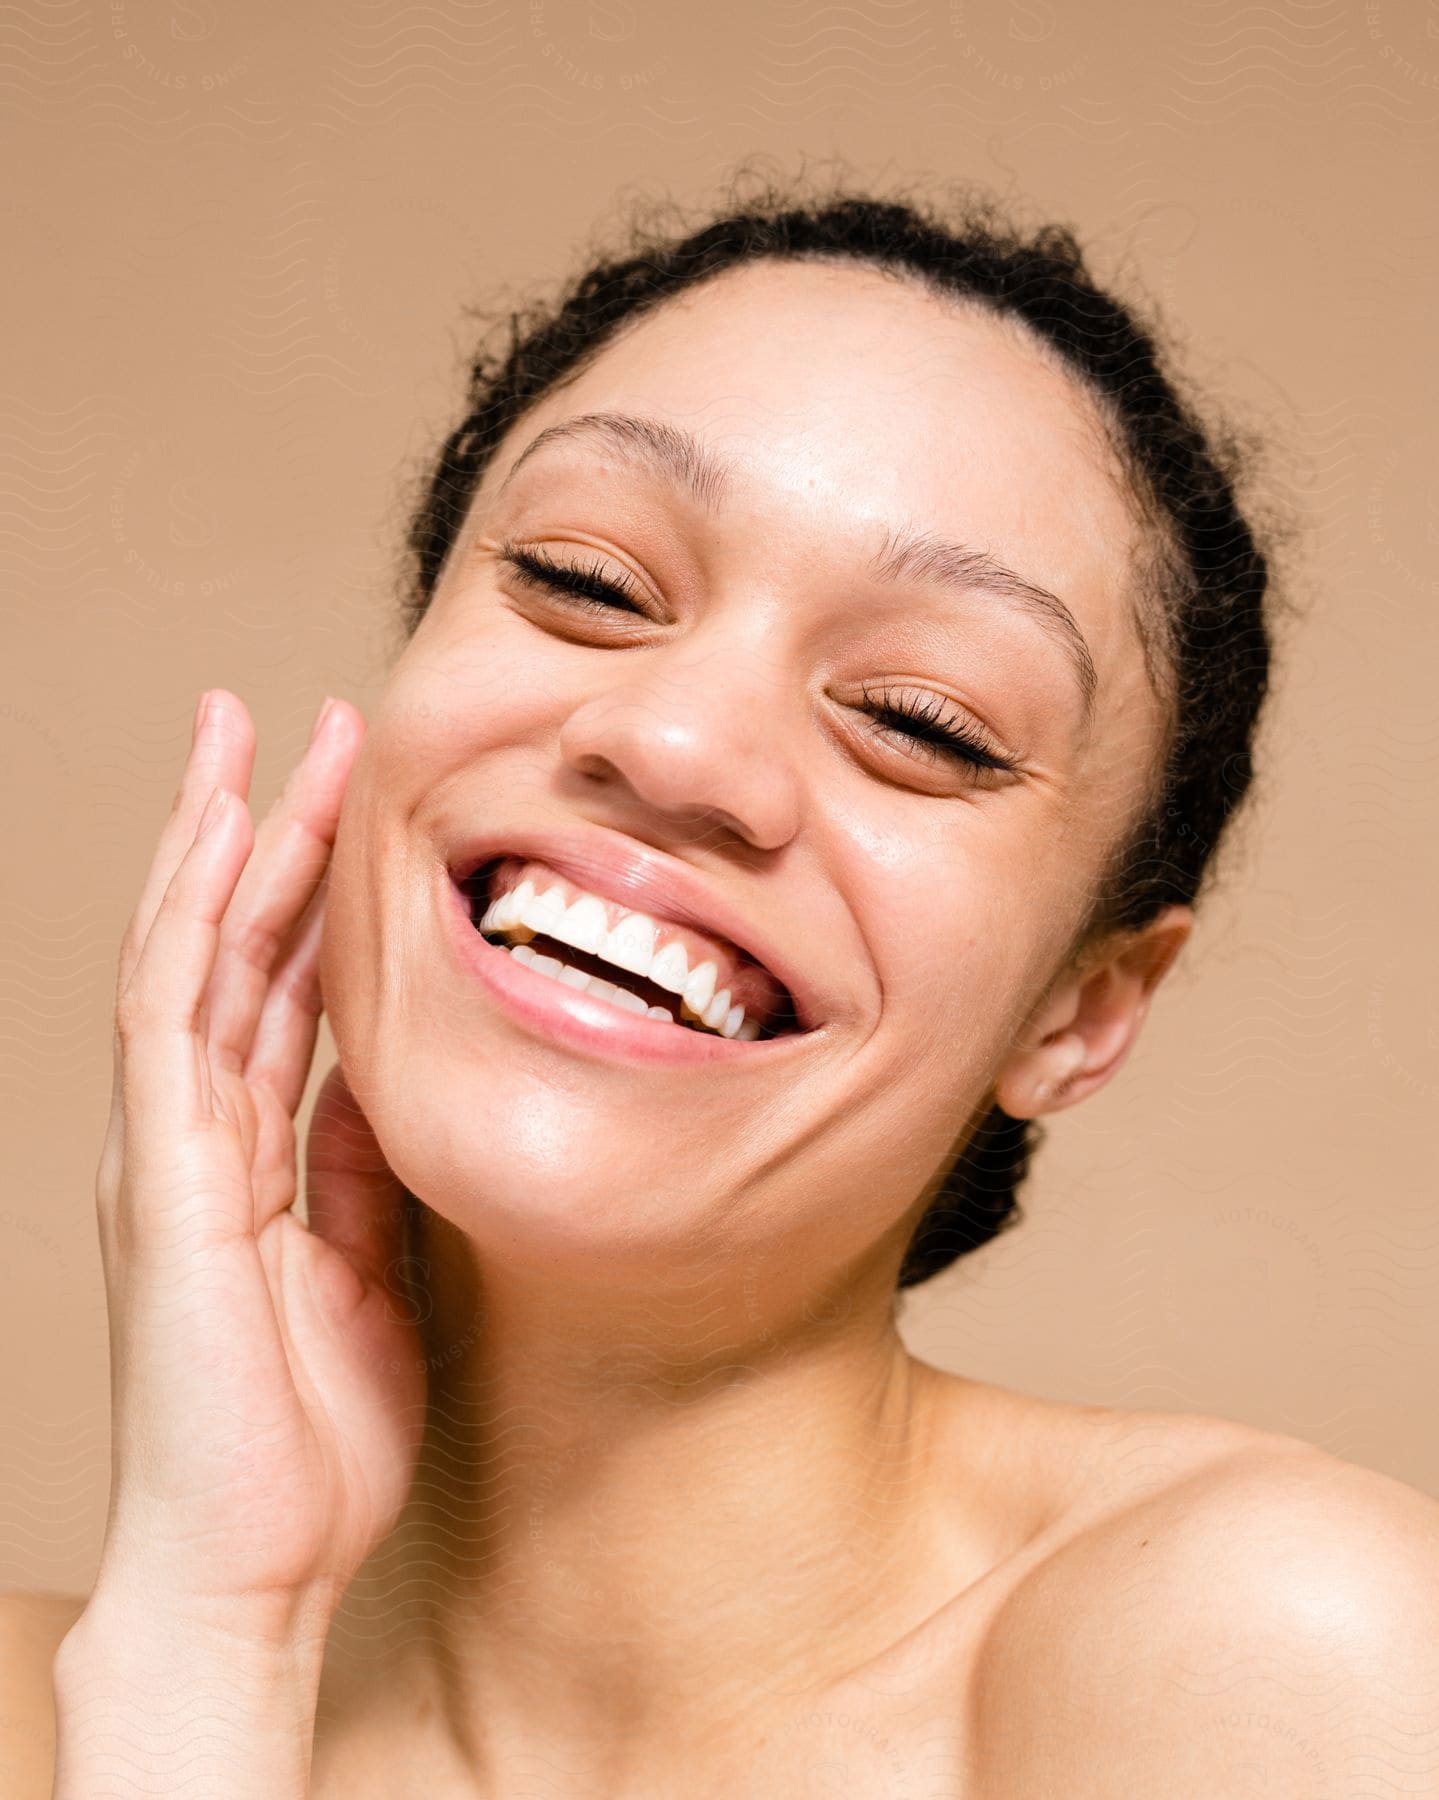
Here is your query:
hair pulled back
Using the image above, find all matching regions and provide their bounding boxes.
[397,166,1277,1291]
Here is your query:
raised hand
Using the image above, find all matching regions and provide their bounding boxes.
[87,689,426,1642]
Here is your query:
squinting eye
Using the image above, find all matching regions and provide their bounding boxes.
[499,543,1015,787]
[859,681,1016,781]
[499,544,650,617]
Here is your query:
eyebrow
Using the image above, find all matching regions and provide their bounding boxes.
[497,410,1098,726]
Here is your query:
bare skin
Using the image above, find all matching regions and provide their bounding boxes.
[301,1379,1276,1796]
[25,259,1439,1797]
[15,1398,1438,1795]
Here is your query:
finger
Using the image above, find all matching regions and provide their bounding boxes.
[246,1089,303,1231]
[114,782,256,1136]
[201,698,363,1075]
[118,691,256,997]
[304,1063,409,1293]
[243,871,328,1120]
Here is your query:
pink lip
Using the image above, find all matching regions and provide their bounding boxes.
[440,873,816,1067]
[444,823,826,1033]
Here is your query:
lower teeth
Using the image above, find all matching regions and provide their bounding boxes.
[483,934,756,1039]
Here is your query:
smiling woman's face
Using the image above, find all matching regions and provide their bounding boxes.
[320,258,1169,1295]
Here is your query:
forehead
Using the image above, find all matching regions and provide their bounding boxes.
[495,258,1146,686]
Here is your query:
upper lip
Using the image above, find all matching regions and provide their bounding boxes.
[445,825,824,1032]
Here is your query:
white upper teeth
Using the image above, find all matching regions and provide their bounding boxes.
[477,875,760,1040]
[681,957,714,1012]
[602,910,657,976]
[522,881,568,939]
[649,939,690,991]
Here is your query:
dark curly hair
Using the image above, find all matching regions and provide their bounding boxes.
[393,165,1281,1292]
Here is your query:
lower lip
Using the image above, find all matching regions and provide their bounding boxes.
[440,875,814,1068]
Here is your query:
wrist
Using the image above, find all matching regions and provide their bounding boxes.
[71,1563,341,1659]
[51,1586,332,1800]
[56,1591,331,1687]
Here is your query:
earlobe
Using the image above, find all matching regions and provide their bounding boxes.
[1031,1031,1087,1108]
[994,905,1194,1121]
[996,1017,1090,1120]
[993,974,1089,1118]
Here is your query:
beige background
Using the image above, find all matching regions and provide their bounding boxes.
[2,1,1435,1601]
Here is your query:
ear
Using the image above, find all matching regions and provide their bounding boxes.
[994,905,1194,1121]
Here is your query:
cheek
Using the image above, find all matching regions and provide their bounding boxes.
[318,638,553,1052]
[378,620,564,762]
[317,695,444,1055]
[886,910,1028,1069]
[874,839,1084,1075]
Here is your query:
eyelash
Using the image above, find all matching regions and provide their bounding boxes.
[855,682,1014,776]
[502,543,650,614]
[498,542,1017,780]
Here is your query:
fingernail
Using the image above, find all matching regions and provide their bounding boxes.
[308,696,339,747]
[192,691,214,745]
[198,786,229,836]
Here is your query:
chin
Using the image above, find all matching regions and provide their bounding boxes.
[351,1045,723,1278]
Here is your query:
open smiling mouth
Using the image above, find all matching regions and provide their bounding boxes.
[454,857,804,1044]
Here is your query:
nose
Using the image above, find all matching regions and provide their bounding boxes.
[556,650,802,853]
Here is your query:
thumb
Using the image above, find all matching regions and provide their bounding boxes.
[304,1061,410,1296]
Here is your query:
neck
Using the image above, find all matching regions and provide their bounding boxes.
[321,1200,997,1789]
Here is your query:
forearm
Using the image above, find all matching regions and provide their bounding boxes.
[49,1588,329,1799]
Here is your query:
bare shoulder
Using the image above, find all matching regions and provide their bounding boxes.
[0,1590,88,1799]
[971,1415,1439,1797]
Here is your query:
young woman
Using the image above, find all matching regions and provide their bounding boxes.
[21,182,1439,1797]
